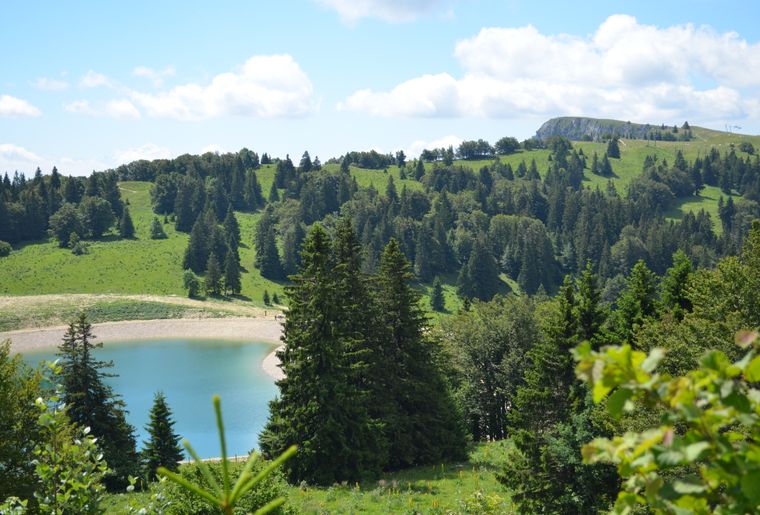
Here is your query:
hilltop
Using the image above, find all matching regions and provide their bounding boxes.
[535,116,758,143]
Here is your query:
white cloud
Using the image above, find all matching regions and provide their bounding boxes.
[105,99,141,119]
[340,15,760,123]
[129,54,315,120]
[0,94,42,117]
[33,77,69,91]
[114,143,172,164]
[133,65,176,87]
[64,100,96,115]
[317,0,453,23]
[64,99,141,119]
[0,143,42,163]
[79,70,113,88]
[406,135,463,158]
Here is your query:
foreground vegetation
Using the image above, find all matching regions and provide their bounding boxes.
[103,441,512,514]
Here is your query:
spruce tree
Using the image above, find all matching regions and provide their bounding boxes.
[254,208,283,279]
[142,391,183,481]
[259,225,383,484]
[601,153,614,176]
[458,237,500,300]
[575,261,606,342]
[268,181,280,203]
[374,239,466,468]
[413,226,434,282]
[119,206,135,238]
[223,248,241,295]
[222,206,241,248]
[607,136,621,158]
[503,276,618,513]
[243,169,264,210]
[263,289,270,305]
[430,276,445,311]
[204,253,222,296]
[150,217,167,239]
[57,313,139,489]
[660,250,693,319]
[615,259,659,344]
[281,222,306,276]
[182,216,208,273]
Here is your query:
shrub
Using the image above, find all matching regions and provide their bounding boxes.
[150,217,168,240]
[69,232,89,255]
[159,459,294,515]
[0,240,11,257]
[182,270,201,298]
[156,396,296,514]
[575,330,760,514]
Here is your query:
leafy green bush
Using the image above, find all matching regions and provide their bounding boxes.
[0,240,11,257]
[575,330,760,514]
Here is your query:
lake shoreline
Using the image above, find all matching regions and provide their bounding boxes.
[2,316,285,380]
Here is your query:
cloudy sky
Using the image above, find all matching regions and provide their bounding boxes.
[2,0,759,175]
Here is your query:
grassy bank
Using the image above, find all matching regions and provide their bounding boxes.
[103,441,512,514]
[0,294,272,332]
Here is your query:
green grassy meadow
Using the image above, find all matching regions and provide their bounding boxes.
[103,441,512,514]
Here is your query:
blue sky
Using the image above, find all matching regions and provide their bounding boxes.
[2,0,759,175]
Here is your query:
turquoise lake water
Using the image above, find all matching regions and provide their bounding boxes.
[22,338,279,458]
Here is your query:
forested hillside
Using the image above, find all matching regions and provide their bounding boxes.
[3,120,760,513]
[2,119,759,309]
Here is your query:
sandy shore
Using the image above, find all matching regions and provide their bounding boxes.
[1,317,285,380]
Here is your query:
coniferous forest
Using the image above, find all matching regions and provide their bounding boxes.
[2,121,760,512]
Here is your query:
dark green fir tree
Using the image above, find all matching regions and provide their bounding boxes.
[223,248,241,295]
[141,391,183,481]
[119,206,135,238]
[204,253,222,296]
[374,239,466,468]
[57,313,139,489]
[430,276,445,312]
[259,225,383,485]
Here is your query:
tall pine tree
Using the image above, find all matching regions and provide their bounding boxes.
[259,225,383,484]
[223,248,241,295]
[141,391,183,481]
[57,313,139,489]
[374,239,466,468]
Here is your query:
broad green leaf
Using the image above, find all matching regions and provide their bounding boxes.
[607,388,633,418]
[593,380,613,403]
[656,450,684,466]
[683,442,710,462]
[745,355,760,382]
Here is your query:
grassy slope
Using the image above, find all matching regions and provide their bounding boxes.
[103,441,512,514]
[0,181,286,303]
[0,126,757,325]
